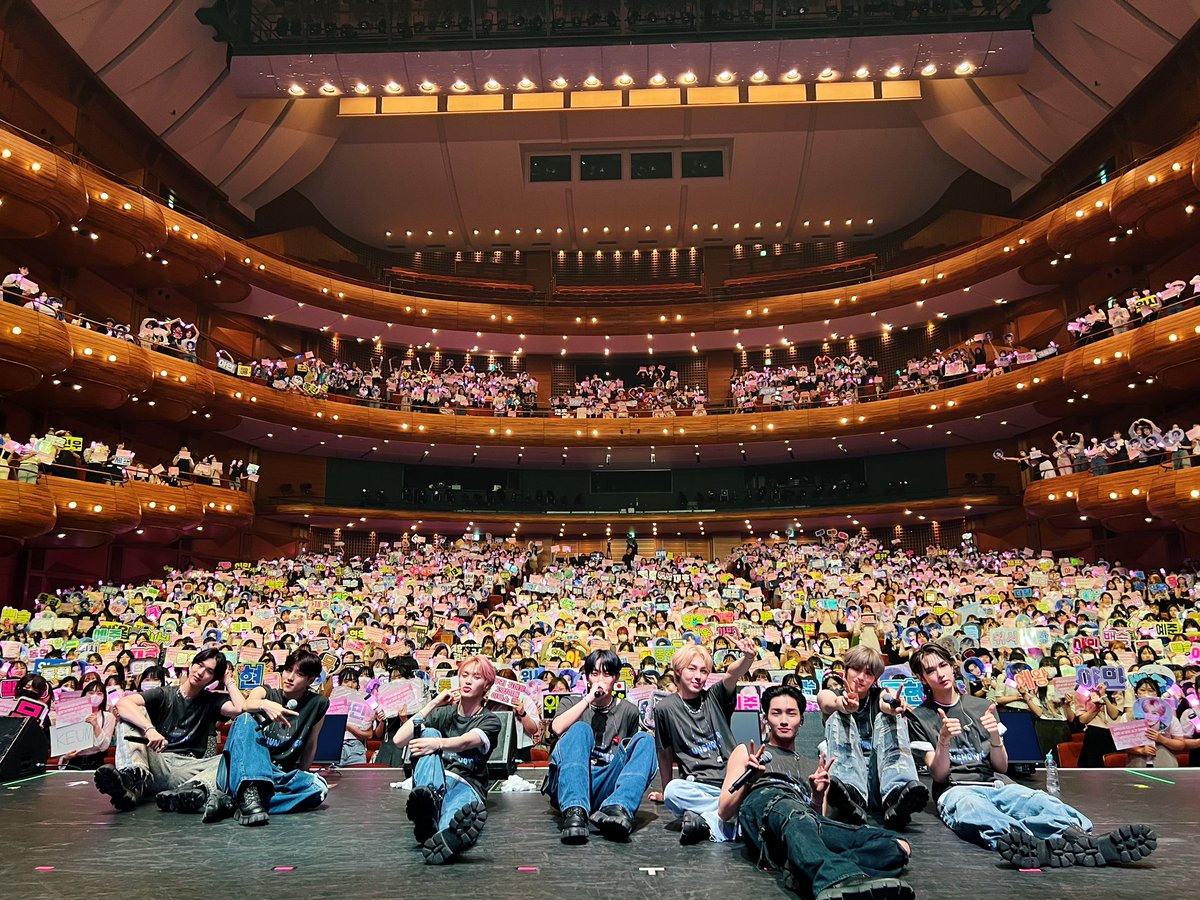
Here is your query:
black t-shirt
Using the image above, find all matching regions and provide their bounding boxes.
[261,688,330,772]
[907,694,1011,796]
[746,743,811,801]
[653,680,736,785]
[553,694,641,754]
[425,704,503,797]
[821,684,882,751]
[142,685,227,757]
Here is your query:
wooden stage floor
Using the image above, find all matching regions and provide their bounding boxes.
[0,768,1190,899]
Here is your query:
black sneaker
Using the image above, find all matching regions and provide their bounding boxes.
[881,781,928,831]
[234,781,271,826]
[421,800,488,865]
[680,810,711,845]
[94,765,146,811]
[202,789,235,824]
[997,826,1103,868]
[590,804,634,842]
[1092,824,1158,864]
[826,777,868,826]
[156,782,209,814]
[816,874,915,900]
[406,786,443,844]
[560,806,590,844]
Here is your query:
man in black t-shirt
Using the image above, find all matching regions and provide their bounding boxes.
[723,685,914,900]
[654,637,758,844]
[907,643,1158,869]
[544,649,654,843]
[816,646,927,829]
[392,654,502,865]
[156,650,330,825]
[94,649,244,811]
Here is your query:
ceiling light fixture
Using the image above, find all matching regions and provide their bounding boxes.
[384,81,402,94]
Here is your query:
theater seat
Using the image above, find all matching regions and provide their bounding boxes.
[1071,732,1085,743]
[1056,740,1082,768]
[1102,752,1129,768]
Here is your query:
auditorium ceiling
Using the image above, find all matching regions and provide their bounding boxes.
[31,0,1200,253]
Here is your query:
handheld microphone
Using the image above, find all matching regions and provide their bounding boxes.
[728,749,773,793]
[124,735,148,744]
[253,697,299,729]
[411,714,424,740]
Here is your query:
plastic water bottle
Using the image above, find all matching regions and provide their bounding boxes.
[1045,751,1060,797]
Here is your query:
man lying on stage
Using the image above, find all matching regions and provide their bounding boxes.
[93,648,245,811]
[155,650,330,825]
[816,646,928,829]
[392,654,501,864]
[907,642,1158,868]
[721,684,915,900]
[545,648,656,843]
[653,638,759,843]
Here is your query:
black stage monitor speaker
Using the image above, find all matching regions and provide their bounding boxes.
[486,710,518,780]
[0,716,49,782]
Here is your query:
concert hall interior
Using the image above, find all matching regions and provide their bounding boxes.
[2,1,1200,898]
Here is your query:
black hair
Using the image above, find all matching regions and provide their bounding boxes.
[761,684,806,721]
[137,666,170,688]
[909,641,956,678]
[191,647,229,682]
[282,650,322,679]
[15,674,52,703]
[581,648,622,677]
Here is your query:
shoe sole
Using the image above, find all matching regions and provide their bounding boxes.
[590,815,632,843]
[997,829,1104,869]
[234,809,270,826]
[1097,825,1157,864]
[156,788,207,814]
[679,813,711,845]
[882,782,929,830]
[826,779,867,825]
[422,802,488,865]
[819,877,916,900]
[202,798,234,824]
[560,825,590,845]
[94,767,137,812]
[406,789,440,844]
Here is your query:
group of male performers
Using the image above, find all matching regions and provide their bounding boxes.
[92,643,1158,898]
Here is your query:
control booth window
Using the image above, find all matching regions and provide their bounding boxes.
[631,151,672,180]
[530,155,572,182]
[580,153,622,181]
[681,150,724,178]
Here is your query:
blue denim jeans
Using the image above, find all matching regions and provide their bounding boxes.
[543,721,658,817]
[740,785,909,895]
[217,713,328,814]
[936,782,1093,849]
[824,711,919,808]
[412,727,485,832]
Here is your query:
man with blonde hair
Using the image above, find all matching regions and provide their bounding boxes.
[392,654,501,864]
[653,636,759,843]
[817,645,927,830]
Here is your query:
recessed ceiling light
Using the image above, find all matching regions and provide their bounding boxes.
[451,79,469,92]
[921,63,938,76]
[855,66,870,78]
[287,84,305,96]
[384,81,402,94]
[517,77,535,91]
[955,61,975,75]
[552,76,568,90]
[419,80,437,93]
[583,74,601,88]
[319,82,338,95]
[716,70,735,83]
[886,65,902,78]
[750,70,768,83]
[484,78,502,92]
[353,82,369,94]
[680,71,698,85]
[782,68,801,82]
[616,73,634,87]
[818,67,835,80]
[649,73,667,86]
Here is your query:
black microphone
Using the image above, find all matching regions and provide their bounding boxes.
[252,697,298,729]
[124,735,148,744]
[728,749,773,793]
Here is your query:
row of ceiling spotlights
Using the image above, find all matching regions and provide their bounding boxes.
[288,62,976,96]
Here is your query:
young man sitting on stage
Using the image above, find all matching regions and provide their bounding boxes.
[721,684,915,900]
[155,650,330,825]
[653,638,759,843]
[907,642,1158,868]
[816,646,928,829]
[545,648,656,843]
[94,649,245,811]
[392,654,501,864]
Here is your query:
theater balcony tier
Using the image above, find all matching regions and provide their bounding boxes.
[0,477,255,553]
[1024,467,1200,534]
[260,494,1015,537]
[1,123,1200,334]
[9,303,1200,449]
